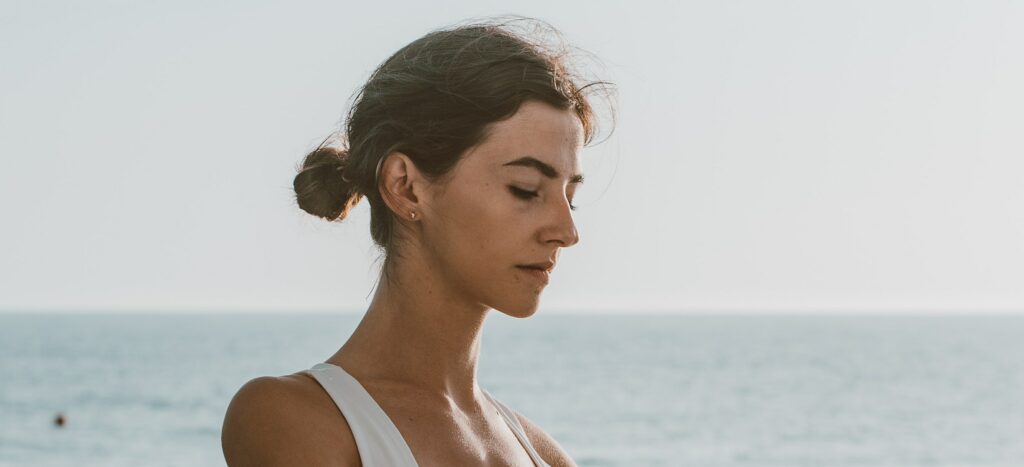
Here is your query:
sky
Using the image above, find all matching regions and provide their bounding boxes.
[1,1,1022,313]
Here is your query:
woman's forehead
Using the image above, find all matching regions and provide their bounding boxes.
[472,103,584,175]
[490,101,583,144]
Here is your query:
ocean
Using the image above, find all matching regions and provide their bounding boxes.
[1,312,1022,467]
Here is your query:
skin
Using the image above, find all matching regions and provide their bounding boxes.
[222,100,583,467]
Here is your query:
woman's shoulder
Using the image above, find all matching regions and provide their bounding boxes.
[221,372,361,467]
[511,410,579,467]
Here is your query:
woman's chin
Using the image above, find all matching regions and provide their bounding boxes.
[493,298,542,319]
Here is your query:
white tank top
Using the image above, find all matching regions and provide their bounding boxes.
[305,362,550,467]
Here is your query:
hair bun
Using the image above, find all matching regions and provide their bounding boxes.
[293,146,364,221]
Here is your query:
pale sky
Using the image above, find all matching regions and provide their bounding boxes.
[2,1,1022,313]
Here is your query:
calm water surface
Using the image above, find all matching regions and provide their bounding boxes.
[1,312,1023,466]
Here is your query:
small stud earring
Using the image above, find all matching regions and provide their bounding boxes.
[410,212,417,220]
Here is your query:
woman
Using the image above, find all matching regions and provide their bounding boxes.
[222,17,612,467]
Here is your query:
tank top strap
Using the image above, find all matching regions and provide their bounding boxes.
[483,390,550,467]
[305,362,419,467]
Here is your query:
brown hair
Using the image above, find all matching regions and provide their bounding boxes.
[293,16,614,279]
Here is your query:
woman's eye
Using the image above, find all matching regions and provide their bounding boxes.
[509,186,539,200]
[509,186,578,211]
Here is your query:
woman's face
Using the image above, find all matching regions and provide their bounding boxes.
[421,100,584,318]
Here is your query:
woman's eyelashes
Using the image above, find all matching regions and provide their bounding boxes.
[508,186,538,200]
[508,186,577,211]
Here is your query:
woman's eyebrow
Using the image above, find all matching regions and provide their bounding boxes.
[502,156,584,184]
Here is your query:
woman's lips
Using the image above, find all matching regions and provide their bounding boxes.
[516,266,550,285]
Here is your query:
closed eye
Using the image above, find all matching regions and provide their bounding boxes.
[508,186,577,211]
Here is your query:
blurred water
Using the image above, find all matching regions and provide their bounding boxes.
[1,312,1023,467]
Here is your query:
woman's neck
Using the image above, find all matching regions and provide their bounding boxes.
[329,258,490,408]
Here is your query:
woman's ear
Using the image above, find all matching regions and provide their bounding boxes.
[378,152,422,220]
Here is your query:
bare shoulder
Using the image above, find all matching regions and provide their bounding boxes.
[513,411,578,467]
[221,373,360,467]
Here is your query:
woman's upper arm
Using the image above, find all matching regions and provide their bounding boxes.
[514,411,578,467]
[222,376,355,467]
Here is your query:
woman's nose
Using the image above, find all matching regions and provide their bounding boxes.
[545,198,579,248]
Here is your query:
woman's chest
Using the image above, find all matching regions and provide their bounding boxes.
[376,395,539,467]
